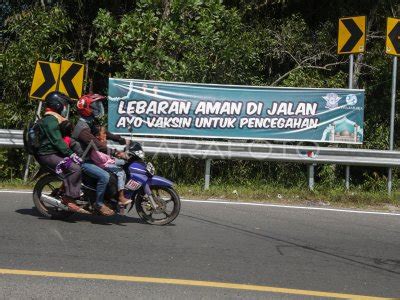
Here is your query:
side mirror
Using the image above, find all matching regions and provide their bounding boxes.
[128,124,133,133]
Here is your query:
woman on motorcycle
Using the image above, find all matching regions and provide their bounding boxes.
[72,93,128,216]
[36,92,88,214]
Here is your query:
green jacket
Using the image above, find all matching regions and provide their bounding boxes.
[37,115,73,157]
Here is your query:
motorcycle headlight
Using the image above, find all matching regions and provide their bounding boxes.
[135,150,145,159]
[146,162,155,175]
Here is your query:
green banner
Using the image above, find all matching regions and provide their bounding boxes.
[108,79,364,144]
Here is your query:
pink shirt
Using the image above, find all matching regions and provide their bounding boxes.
[90,150,115,168]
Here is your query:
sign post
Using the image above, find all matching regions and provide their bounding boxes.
[386,17,400,194]
[338,16,366,190]
[345,53,354,190]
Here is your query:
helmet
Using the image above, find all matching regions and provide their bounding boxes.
[77,94,106,117]
[45,91,72,115]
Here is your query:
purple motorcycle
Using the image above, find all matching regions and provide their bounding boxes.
[32,142,181,225]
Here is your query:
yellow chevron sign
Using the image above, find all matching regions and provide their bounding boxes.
[58,60,85,100]
[386,17,400,56]
[338,16,366,54]
[29,61,60,100]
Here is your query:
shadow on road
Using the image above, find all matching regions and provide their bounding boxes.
[15,207,147,226]
[15,208,42,217]
[182,213,400,277]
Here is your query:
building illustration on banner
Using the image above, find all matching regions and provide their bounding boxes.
[321,117,363,143]
[321,92,363,143]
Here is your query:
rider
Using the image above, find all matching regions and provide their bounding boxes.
[36,91,87,214]
[72,93,129,216]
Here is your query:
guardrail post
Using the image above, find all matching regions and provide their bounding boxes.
[308,164,315,191]
[204,159,212,190]
[23,155,32,183]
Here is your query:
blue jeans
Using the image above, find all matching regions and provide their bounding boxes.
[82,162,110,207]
[104,164,126,191]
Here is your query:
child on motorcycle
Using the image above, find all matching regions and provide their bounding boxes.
[90,125,132,206]
[59,120,83,156]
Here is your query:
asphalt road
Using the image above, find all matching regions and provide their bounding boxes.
[0,191,399,299]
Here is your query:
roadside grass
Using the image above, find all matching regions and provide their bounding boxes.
[1,179,398,211]
[176,181,400,211]
[0,179,34,190]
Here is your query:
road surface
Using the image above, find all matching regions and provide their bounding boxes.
[0,190,399,299]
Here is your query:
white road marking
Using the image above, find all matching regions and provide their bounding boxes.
[182,199,400,216]
[1,190,399,216]
[0,190,32,194]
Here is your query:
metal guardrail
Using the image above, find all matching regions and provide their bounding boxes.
[1,129,400,190]
[0,129,24,148]
[111,137,400,167]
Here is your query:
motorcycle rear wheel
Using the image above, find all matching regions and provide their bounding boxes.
[33,174,73,220]
[135,185,180,225]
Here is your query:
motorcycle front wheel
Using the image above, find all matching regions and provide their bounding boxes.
[135,185,181,225]
[33,174,73,220]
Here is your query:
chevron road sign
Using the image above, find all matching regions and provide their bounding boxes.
[29,61,60,100]
[338,16,366,54]
[58,60,85,100]
[386,17,400,56]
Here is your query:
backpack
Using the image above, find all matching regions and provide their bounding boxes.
[23,119,44,155]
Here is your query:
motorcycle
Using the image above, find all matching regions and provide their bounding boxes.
[32,142,181,225]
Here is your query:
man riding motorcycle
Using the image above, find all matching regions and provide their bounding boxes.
[72,93,129,216]
[36,91,88,214]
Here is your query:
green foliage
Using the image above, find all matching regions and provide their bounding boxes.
[88,1,264,84]
[359,170,388,192]
[0,149,26,180]
[0,0,399,191]
[363,122,389,150]
[1,5,72,128]
[283,69,347,88]
[0,5,73,179]
[317,165,338,188]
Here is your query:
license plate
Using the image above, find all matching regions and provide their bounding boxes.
[125,179,142,191]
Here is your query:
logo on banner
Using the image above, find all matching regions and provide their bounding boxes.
[345,94,358,105]
[323,93,342,109]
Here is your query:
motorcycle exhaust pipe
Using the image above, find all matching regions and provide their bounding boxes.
[40,194,69,211]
